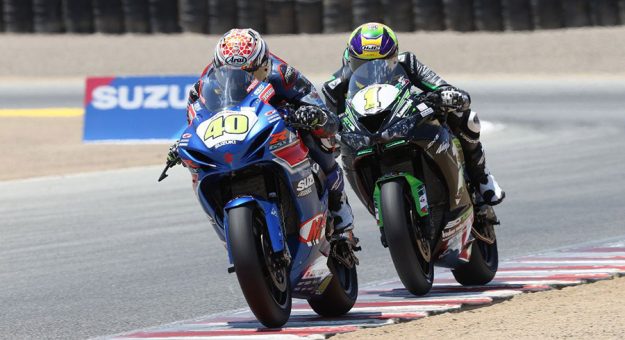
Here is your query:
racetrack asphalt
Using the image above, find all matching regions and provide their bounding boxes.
[1,80,625,339]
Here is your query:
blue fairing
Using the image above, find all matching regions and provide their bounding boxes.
[177,73,332,299]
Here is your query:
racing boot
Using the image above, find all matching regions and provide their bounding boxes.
[463,141,505,206]
[327,166,360,267]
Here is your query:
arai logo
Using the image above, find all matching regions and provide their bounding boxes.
[225,55,248,66]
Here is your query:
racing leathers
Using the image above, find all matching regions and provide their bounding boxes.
[322,51,505,205]
[187,53,355,232]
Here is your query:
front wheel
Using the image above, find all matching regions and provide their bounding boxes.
[307,256,358,317]
[380,179,434,295]
[228,205,291,328]
[452,225,498,285]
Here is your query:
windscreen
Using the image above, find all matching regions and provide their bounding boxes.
[200,67,255,112]
[347,59,408,100]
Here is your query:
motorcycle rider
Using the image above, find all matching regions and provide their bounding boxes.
[322,23,505,206]
[168,28,358,255]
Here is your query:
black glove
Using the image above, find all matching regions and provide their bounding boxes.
[188,81,200,103]
[284,105,328,130]
[167,141,182,165]
[436,87,471,113]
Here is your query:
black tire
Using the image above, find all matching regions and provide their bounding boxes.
[295,0,323,33]
[307,256,358,317]
[323,0,352,33]
[502,0,534,30]
[179,0,209,33]
[452,236,498,286]
[473,0,504,31]
[532,0,564,29]
[589,0,621,26]
[122,0,151,34]
[562,0,591,28]
[413,0,446,31]
[443,0,475,32]
[380,179,434,296]
[352,0,382,25]
[266,0,296,34]
[238,0,266,33]
[228,205,291,328]
[381,0,414,32]
[149,0,181,33]
[208,0,237,34]
[33,0,64,33]
[62,0,94,33]
[3,0,33,33]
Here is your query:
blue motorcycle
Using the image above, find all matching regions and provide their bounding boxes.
[159,67,358,327]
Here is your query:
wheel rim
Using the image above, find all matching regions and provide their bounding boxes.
[405,191,433,279]
[254,213,290,308]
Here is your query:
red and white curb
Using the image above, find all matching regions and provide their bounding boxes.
[106,240,625,340]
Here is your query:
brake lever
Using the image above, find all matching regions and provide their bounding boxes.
[157,159,177,182]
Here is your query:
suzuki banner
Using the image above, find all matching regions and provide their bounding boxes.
[83,75,197,141]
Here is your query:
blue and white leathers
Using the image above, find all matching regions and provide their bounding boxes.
[177,67,333,298]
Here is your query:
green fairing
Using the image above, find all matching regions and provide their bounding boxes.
[422,81,438,91]
[373,173,429,228]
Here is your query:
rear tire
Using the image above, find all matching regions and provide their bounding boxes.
[381,179,434,295]
[307,257,358,317]
[452,235,498,286]
[228,205,291,328]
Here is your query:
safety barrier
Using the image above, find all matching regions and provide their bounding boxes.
[1,0,624,34]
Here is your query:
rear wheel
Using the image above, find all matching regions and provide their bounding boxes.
[228,205,291,328]
[307,255,358,317]
[452,222,498,285]
[381,179,434,295]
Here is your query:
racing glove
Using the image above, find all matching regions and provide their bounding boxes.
[167,141,182,165]
[284,105,329,131]
[436,86,471,113]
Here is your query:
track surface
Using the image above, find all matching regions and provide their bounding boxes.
[1,80,625,339]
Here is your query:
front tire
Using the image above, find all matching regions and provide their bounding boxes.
[380,179,434,295]
[228,205,291,328]
[307,256,358,317]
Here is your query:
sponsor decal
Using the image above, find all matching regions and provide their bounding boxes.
[91,84,194,110]
[252,83,266,96]
[417,102,434,117]
[196,109,257,148]
[298,213,326,245]
[327,77,341,90]
[397,99,413,118]
[259,85,275,103]
[441,210,473,242]
[181,133,192,139]
[436,141,450,154]
[225,55,248,66]
[296,174,315,197]
[246,79,260,93]
[362,44,380,52]
[427,133,440,149]
[265,110,281,123]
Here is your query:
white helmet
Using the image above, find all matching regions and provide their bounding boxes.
[213,28,271,81]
